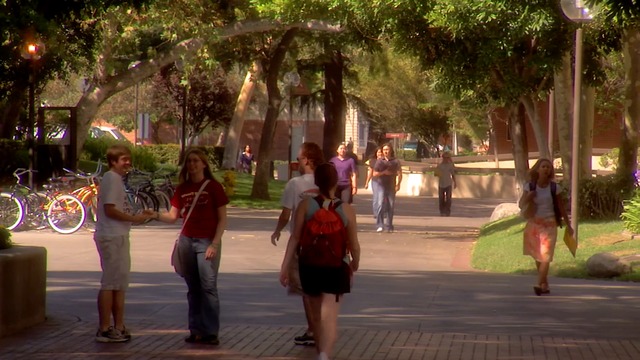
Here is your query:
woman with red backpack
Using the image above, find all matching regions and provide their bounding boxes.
[279,163,361,360]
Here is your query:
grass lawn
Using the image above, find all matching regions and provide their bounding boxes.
[214,171,285,210]
[472,216,640,281]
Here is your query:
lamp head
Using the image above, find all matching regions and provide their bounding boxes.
[21,41,45,60]
[560,0,597,23]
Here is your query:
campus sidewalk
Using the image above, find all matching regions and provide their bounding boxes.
[2,195,640,359]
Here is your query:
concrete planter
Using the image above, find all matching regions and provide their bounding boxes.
[0,246,47,338]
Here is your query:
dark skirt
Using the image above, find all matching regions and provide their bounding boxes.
[299,261,351,297]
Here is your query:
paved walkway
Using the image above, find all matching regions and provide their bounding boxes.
[2,195,640,359]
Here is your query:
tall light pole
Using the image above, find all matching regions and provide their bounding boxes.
[21,41,45,189]
[560,0,596,241]
[128,61,141,146]
[175,60,188,163]
[284,71,300,180]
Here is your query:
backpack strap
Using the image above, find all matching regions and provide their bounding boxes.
[550,181,562,228]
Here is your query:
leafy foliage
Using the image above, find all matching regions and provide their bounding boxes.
[150,63,240,144]
[0,227,12,250]
[621,190,640,234]
[577,174,632,220]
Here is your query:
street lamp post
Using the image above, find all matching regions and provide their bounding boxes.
[128,61,141,146]
[175,60,188,163]
[560,0,596,241]
[21,42,45,189]
[284,71,301,180]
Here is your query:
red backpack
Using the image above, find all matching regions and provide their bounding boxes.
[299,196,347,268]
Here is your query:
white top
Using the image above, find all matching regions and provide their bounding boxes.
[96,170,133,236]
[523,182,563,219]
[280,174,320,232]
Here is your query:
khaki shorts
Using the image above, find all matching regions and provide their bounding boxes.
[94,234,131,291]
[287,252,304,295]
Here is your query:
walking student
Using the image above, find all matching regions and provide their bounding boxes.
[329,143,358,204]
[94,144,153,343]
[372,143,402,232]
[364,147,384,218]
[152,148,229,345]
[271,142,324,346]
[435,151,456,216]
[280,163,361,360]
[518,158,572,296]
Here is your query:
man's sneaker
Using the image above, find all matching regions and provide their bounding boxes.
[376,227,383,233]
[96,326,129,343]
[294,332,315,346]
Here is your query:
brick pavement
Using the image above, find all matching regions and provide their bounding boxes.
[2,196,640,359]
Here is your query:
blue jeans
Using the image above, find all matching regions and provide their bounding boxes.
[374,184,395,230]
[371,181,381,218]
[177,235,221,336]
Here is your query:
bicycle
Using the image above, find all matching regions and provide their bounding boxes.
[0,169,87,234]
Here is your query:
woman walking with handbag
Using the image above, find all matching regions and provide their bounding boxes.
[518,158,572,296]
[152,148,228,345]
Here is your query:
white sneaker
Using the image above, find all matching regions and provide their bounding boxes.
[376,227,383,232]
[317,352,330,360]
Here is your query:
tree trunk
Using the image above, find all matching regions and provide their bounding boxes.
[618,25,640,190]
[580,85,595,179]
[322,49,346,161]
[251,29,299,200]
[554,52,573,178]
[509,103,529,198]
[221,61,261,169]
[520,94,550,159]
[0,86,27,139]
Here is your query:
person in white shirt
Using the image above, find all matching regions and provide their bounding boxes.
[435,151,456,216]
[271,142,324,346]
[94,145,153,343]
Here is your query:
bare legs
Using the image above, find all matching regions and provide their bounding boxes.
[535,261,550,290]
[309,293,342,359]
[97,289,126,331]
[303,295,318,337]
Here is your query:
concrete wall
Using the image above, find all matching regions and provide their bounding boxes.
[0,246,47,338]
[356,166,518,199]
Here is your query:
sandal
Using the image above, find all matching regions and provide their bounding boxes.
[533,284,551,296]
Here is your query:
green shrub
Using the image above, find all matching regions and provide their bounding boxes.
[577,174,631,220]
[0,227,12,250]
[144,144,181,166]
[82,138,157,172]
[399,149,418,161]
[621,190,640,234]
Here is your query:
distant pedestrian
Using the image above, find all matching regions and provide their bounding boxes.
[364,147,384,218]
[435,151,456,216]
[518,158,572,296]
[271,142,325,347]
[152,148,229,345]
[329,143,358,204]
[94,144,153,343]
[372,143,402,232]
[280,163,361,360]
[238,145,255,174]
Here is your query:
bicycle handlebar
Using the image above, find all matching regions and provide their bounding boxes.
[13,168,37,182]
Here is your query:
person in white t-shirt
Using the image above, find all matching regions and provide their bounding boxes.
[271,142,324,347]
[94,145,153,343]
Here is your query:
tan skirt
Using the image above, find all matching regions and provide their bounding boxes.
[523,217,558,263]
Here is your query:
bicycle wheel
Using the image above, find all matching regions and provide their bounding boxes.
[47,194,86,234]
[0,192,24,230]
[154,190,171,212]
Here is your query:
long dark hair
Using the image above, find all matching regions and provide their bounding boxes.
[179,148,216,184]
[315,162,338,198]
